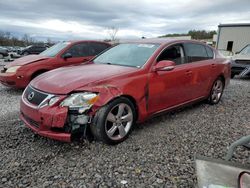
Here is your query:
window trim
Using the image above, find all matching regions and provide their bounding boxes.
[153,42,187,67]
[205,46,215,59]
[61,42,91,58]
[183,42,215,63]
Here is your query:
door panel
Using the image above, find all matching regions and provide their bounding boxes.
[182,43,216,99]
[148,64,194,114]
[186,60,214,99]
[52,56,93,69]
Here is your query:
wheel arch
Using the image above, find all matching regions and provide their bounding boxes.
[218,74,225,86]
[102,94,139,121]
[31,69,48,80]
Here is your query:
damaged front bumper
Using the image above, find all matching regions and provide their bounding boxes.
[20,92,93,142]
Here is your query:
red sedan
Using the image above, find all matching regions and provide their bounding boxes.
[0,41,111,88]
[20,39,231,144]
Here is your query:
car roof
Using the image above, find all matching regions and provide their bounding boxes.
[67,40,110,44]
[121,38,201,45]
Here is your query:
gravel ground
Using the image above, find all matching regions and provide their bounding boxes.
[0,78,250,188]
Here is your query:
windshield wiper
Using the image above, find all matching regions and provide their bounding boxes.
[94,61,138,68]
[94,61,113,65]
[104,62,112,65]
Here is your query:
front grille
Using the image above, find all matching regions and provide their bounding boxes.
[24,86,48,106]
[235,60,250,65]
[22,112,40,128]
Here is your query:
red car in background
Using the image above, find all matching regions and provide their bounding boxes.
[20,39,231,144]
[0,41,111,88]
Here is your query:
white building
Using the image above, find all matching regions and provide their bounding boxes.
[216,23,250,53]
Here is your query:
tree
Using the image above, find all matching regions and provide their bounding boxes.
[47,38,52,45]
[159,30,217,40]
[106,26,119,41]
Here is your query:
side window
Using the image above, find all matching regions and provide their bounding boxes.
[29,46,35,51]
[157,45,185,65]
[38,47,46,51]
[183,43,208,63]
[205,46,214,59]
[88,43,110,56]
[65,43,90,57]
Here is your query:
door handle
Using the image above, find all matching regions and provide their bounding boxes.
[212,64,216,68]
[185,70,192,75]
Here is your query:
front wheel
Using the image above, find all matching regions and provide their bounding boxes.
[90,97,136,144]
[208,77,224,105]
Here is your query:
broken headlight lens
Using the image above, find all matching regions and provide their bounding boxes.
[60,92,99,109]
[48,96,60,106]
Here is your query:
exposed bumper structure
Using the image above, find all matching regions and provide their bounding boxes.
[20,93,72,142]
[20,112,71,142]
[20,86,91,142]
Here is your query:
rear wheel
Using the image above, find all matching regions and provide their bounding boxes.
[90,97,136,144]
[208,77,224,105]
[231,73,235,78]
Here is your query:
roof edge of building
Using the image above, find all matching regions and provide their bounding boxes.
[218,23,250,27]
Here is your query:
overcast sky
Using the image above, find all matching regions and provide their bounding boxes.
[0,0,250,41]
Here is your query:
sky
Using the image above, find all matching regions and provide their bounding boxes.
[0,0,250,42]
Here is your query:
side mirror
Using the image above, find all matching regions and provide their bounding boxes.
[62,53,72,59]
[153,60,176,71]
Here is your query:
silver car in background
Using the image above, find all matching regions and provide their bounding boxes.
[231,44,250,78]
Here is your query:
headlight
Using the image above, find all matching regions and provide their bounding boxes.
[6,66,21,73]
[48,96,60,106]
[60,92,99,109]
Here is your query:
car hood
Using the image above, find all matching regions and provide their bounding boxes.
[5,55,50,68]
[30,63,137,94]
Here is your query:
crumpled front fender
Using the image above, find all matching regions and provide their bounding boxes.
[77,84,123,109]
[75,82,149,122]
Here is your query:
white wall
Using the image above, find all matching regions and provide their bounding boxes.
[217,26,250,52]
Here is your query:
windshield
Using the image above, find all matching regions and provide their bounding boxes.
[40,42,70,57]
[240,45,250,55]
[93,43,160,68]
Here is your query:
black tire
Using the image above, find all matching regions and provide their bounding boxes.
[90,97,136,144]
[208,77,224,105]
[231,73,235,79]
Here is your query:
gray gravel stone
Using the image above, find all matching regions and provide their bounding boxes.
[0,78,250,187]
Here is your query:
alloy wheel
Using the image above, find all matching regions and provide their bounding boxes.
[211,79,223,103]
[105,103,133,141]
